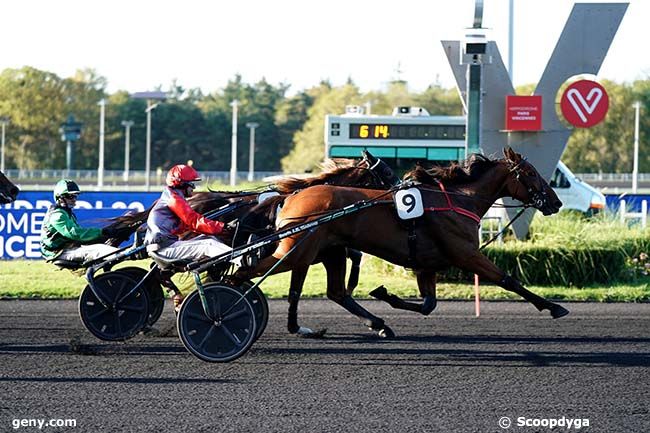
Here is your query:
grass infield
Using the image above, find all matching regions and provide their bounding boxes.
[1,257,648,302]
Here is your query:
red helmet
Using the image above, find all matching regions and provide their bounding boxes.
[166,164,202,188]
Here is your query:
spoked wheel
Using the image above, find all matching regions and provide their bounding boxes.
[237,281,269,342]
[79,272,150,341]
[177,283,256,363]
[115,266,165,326]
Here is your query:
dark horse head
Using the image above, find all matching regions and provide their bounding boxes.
[274,150,400,193]
[501,147,562,216]
[0,170,19,204]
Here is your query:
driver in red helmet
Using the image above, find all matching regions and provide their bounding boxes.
[144,164,231,309]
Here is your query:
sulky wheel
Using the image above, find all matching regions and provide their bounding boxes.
[177,283,256,363]
[114,266,165,326]
[79,272,150,341]
[237,281,269,342]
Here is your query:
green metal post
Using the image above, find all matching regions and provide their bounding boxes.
[466,63,481,157]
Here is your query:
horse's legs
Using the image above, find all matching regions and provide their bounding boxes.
[368,270,437,315]
[462,252,569,318]
[287,267,308,334]
[231,253,294,284]
[345,248,362,294]
[322,250,395,338]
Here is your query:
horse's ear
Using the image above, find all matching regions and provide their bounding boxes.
[503,147,519,162]
[362,149,376,163]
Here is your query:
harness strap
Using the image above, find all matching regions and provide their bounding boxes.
[423,181,481,224]
[406,221,418,269]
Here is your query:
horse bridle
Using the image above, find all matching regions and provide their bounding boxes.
[506,158,550,211]
[358,155,401,189]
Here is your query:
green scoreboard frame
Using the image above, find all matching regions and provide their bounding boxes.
[325,112,467,164]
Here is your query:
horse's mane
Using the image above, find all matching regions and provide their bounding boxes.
[236,195,286,241]
[404,153,499,185]
[274,158,359,194]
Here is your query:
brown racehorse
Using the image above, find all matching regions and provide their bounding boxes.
[234,148,568,337]
[0,170,19,204]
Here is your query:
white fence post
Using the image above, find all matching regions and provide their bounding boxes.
[619,199,647,229]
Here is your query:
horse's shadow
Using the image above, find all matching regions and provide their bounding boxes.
[1,334,647,369]
[255,333,650,368]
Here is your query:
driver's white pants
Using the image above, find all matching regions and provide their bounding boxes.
[57,244,119,263]
[154,235,232,261]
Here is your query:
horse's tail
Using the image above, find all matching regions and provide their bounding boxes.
[99,206,153,246]
[103,207,152,231]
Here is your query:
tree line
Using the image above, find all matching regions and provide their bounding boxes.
[0,66,647,173]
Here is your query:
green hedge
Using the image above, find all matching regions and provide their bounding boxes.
[482,245,627,286]
[440,213,650,287]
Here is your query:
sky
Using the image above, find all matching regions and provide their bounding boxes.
[1,0,648,96]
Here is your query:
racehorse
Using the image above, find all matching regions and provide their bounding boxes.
[233,148,567,338]
[0,170,19,204]
[103,152,399,335]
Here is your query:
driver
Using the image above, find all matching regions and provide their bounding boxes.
[40,180,119,263]
[144,164,232,309]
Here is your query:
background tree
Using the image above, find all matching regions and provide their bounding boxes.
[281,82,361,173]
[0,67,67,169]
[0,66,647,175]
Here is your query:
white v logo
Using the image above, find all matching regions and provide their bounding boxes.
[566,88,603,123]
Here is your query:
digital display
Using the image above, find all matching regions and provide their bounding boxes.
[349,123,465,140]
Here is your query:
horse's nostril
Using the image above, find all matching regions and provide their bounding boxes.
[10,186,19,197]
[554,200,562,209]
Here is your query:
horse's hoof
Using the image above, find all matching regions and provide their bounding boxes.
[297,328,327,339]
[550,304,570,319]
[140,326,161,337]
[376,326,395,339]
[369,286,388,300]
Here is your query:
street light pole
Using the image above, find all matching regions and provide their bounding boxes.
[632,101,641,193]
[245,122,259,182]
[145,101,159,191]
[508,0,514,81]
[131,91,166,191]
[230,99,239,186]
[0,117,9,173]
[97,99,106,188]
[121,120,134,183]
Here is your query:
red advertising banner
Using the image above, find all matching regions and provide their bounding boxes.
[560,80,609,128]
[505,95,542,131]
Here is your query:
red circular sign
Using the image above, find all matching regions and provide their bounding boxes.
[560,80,609,128]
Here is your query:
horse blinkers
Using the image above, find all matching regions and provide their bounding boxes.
[508,159,561,215]
[361,151,401,188]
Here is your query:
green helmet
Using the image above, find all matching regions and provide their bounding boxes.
[53,179,81,201]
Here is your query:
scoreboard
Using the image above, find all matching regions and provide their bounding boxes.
[325,107,466,163]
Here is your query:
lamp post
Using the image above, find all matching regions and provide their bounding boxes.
[230,99,239,186]
[131,91,166,191]
[59,115,82,175]
[97,99,106,187]
[0,116,9,173]
[632,101,641,193]
[245,122,259,182]
[121,120,134,182]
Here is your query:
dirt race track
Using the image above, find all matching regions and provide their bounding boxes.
[0,299,648,433]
